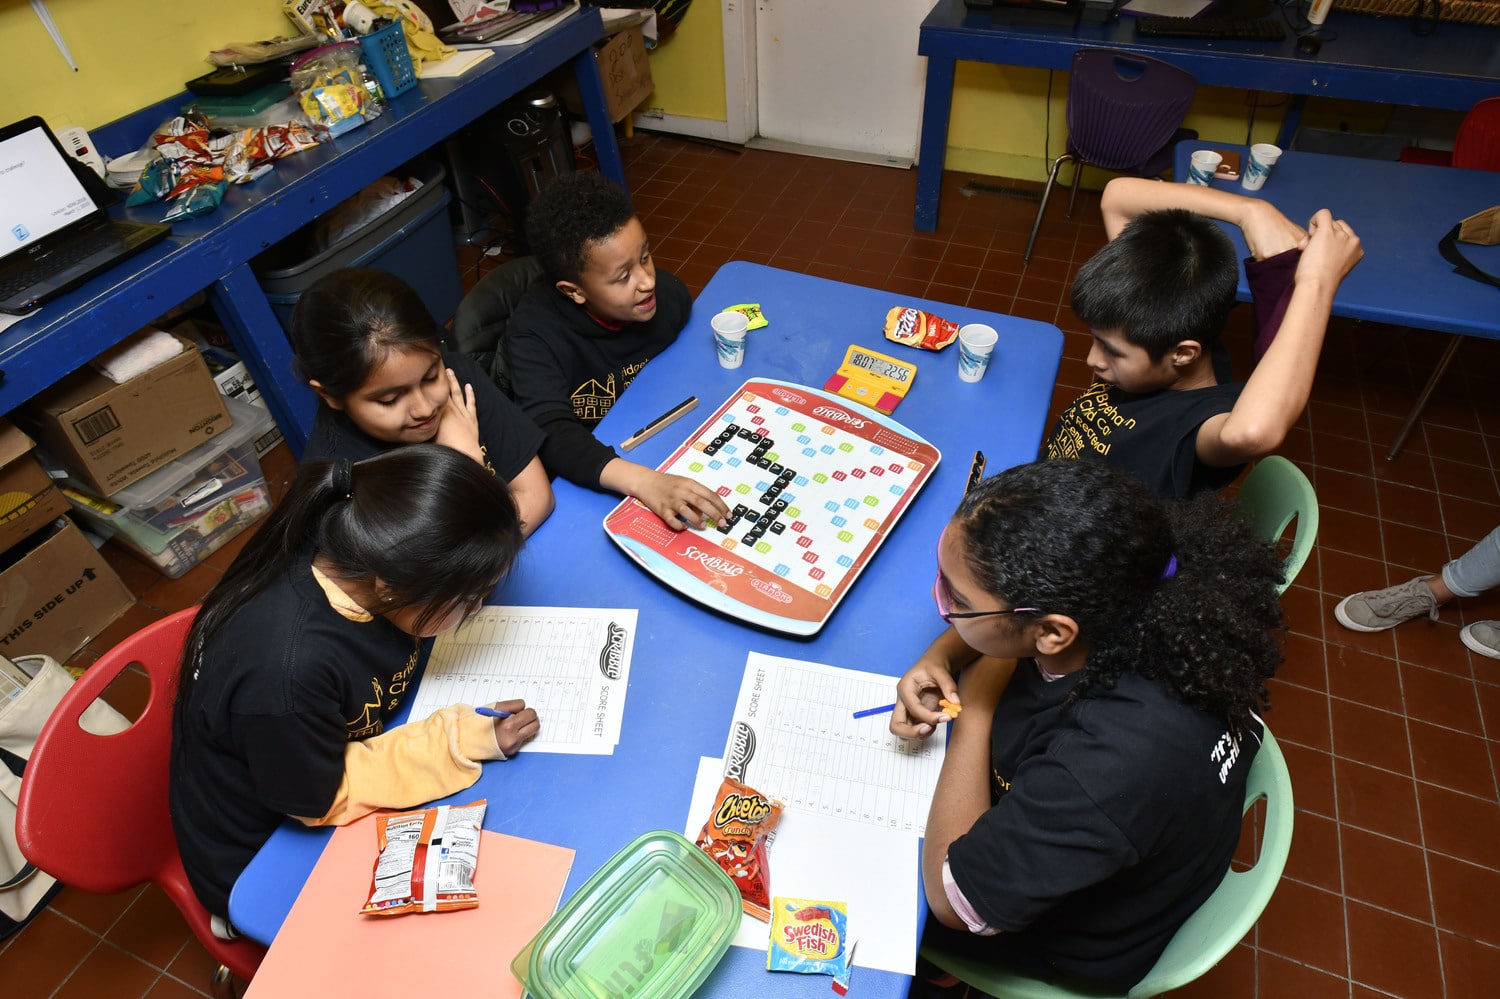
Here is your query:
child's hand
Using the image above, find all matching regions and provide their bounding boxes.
[1240,200,1309,261]
[1297,210,1363,287]
[891,660,959,739]
[637,469,732,530]
[485,700,540,757]
[435,369,484,464]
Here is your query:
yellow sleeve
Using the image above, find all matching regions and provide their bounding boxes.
[293,705,504,827]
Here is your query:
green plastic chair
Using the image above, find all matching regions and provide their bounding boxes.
[920,727,1294,999]
[1235,455,1319,595]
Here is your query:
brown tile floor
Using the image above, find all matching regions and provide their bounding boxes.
[5,132,1499,997]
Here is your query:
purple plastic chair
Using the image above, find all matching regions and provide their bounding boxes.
[1025,49,1198,261]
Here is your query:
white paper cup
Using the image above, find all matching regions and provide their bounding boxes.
[957,323,999,383]
[1187,150,1223,187]
[1241,143,1283,191]
[711,310,749,369]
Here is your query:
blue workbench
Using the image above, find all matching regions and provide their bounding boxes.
[228,260,1066,998]
[916,1,1500,230]
[0,8,624,455]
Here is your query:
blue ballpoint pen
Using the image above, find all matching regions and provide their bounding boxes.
[474,706,513,719]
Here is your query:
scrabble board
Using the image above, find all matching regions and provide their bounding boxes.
[603,379,941,635]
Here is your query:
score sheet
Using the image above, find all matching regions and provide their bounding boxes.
[718,652,946,836]
[409,606,636,755]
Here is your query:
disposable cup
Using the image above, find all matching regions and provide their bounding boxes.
[711,310,749,369]
[1187,150,1223,187]
[1241,143,1283,191]
[956,323,999,383]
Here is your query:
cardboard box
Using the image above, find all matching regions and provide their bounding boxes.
[0,517,133,663]
[18,331,232,498]
[0,420,69,553]
[598,26,654,123]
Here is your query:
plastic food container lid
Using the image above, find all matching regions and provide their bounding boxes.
[511,830,739,999]
[105,396,272,510]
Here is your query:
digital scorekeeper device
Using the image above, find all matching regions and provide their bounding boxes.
[822,343,919,415]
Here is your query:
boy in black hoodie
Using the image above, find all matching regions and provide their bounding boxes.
[506,173,729,529]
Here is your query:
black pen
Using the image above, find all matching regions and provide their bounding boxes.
[621,396,699,451]
[966,450,987,494]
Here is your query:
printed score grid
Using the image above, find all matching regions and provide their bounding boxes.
[722,653,946,836]
[409,606,636,755]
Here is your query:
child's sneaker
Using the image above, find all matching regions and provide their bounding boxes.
[1461,621,1500,659]
[1334,577,1441,632]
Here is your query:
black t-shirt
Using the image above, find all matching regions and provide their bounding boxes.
[169,561,421,916]
[1043,381,1244,499]
[946,663,1258,987]
[505,269,692,487]
[303,350,543,482]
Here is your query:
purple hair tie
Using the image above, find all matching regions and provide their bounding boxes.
[1162,554,1178,580]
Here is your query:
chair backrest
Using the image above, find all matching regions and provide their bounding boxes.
[450,255,547,397]
[1452,96,1500,172]
[1066,49,1197,173]
[919,729,1294,999]
[1236,455,1319,595]
[15,607,265,980]
[1128,727,1294,998]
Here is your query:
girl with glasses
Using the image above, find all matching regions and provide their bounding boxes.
[896,459,1283,990]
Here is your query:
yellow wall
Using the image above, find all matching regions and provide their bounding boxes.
[1,0,287,133]
[640,2,727,121]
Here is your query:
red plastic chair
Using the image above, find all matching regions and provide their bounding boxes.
[15,608,265,994]
[1399,97,1500,171]
[1026,49,1198,261]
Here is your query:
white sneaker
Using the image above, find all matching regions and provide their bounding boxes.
[1460,621,1500,659]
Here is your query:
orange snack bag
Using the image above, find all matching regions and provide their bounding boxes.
[695,777,784,920]
[884,306,960,351]
[360,800,487,917]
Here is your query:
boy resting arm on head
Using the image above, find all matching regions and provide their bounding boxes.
[1045,177,1362,498]
[505,172,730,530]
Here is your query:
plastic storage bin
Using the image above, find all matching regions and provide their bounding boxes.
[253,161,463,331]
[360,19,417,100]
[61,398,275,578]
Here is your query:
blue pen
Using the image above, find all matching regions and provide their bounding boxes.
[475,706,513,719]
[851,703,896,719]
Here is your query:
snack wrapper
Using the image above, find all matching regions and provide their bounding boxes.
[726,303,769,330]
[883,306,960,351]
[695,777,783,920]
[361,799,486,916]
[767,897,848,976]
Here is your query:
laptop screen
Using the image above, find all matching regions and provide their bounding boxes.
[0,119,98,265]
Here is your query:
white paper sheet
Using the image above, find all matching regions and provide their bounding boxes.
[410,605,635,754]
[720,652,946,836]
[685,756,921,976]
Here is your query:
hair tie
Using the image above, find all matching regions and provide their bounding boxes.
[1161,554,1178,580]
[332,458,353,498]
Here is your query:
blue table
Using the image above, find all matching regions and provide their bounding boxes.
[228,261,1065,997]
[0,8,624,456]
[916,0,1500,230]
[1171,141,1500,457]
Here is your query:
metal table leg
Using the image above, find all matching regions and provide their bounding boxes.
[1386,333,1462,461]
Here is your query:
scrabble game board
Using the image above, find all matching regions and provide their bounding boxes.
[603,379,941,635]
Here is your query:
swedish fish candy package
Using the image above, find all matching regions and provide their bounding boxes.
[767,897,848,975]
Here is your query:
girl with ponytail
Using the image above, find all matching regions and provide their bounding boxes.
[170,444,538,925]
[895,458,1283,989]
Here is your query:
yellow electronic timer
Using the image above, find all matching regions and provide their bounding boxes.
[823,344,918,414]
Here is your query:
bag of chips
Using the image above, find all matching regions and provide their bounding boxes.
[694,777,783,920]
[360,800,487,916]
[883,306,959,351]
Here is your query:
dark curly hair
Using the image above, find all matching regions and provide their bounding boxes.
[953,460,1283,732]
[1070,208,1238,361]
[524,172,638,284]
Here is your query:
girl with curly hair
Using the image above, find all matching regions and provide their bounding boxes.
[893,458,1284,990]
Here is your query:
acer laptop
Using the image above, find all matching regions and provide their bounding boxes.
[0,116,170,315]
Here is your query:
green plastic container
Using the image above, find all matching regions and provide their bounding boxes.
[512,830,739,998]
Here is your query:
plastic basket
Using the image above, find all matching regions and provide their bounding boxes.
[360,20,417,99]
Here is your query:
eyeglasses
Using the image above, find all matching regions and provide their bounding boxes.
[933,571,1041,623]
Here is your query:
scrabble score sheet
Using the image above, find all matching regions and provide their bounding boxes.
[603,379,940,635]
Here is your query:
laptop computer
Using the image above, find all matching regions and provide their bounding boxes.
[0,116,171,315]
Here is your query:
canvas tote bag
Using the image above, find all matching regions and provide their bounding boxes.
[1,653,129,938]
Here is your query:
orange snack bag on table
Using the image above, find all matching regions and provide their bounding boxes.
[884,306,960,351]
[695,777,784,920]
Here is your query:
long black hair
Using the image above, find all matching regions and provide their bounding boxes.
[953,459,1283,731]
[178,444,521,703]
[288,267,442,399]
